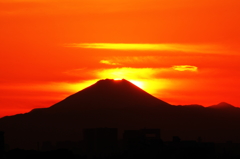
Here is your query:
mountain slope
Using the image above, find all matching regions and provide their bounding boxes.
[47,79,171,112]
[1,79,240,149]
[0,79,172,149]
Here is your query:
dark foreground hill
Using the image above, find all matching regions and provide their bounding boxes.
[0,79,240,149]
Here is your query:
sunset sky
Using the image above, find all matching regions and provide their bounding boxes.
[1,0,240,117]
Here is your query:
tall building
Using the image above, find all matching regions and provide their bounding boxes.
[83,128,118,157]
[141,128,161,139]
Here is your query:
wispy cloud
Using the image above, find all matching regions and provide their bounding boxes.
[172,65,198,72]
[100,60,121,66]
[66,43,228,54]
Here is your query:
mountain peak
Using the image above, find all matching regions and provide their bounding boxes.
[94,78,134,87]
[48,79,171,111]
[208,102,236,109]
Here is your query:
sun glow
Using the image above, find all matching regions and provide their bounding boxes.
[60,67,171,98]
[113,78,144,88]
[95,67,170,95]
[128,80,144,88]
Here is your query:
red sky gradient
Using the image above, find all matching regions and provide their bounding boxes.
[1,0,240,117]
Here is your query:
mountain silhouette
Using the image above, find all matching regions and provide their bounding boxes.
[47,79,170,112]
[208,102,235,109]
[1,79,240,149]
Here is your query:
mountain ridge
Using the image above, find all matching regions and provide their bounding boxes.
[1,79,240,149]
[47,79,171,112]
[208,102,236,109]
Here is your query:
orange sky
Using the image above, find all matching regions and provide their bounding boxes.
[0,0,240,117]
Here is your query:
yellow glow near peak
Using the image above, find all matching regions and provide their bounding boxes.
[129,80,144,89]
[113,79,143,88]
[95,67,170,95]
[61,79,99,92]
[61,67,171,97]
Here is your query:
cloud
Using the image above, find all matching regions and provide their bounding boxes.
[172,65,198,72]
[96,56,201,68]
[63,65,200,81]
[66,43,228,54]
[98,56,161,67]
[95,66,199,79]
[100,60,121,66]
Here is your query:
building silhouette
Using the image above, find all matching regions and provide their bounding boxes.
[83,128,118,157]
[123,128,161,150]
[0,131,4,157]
